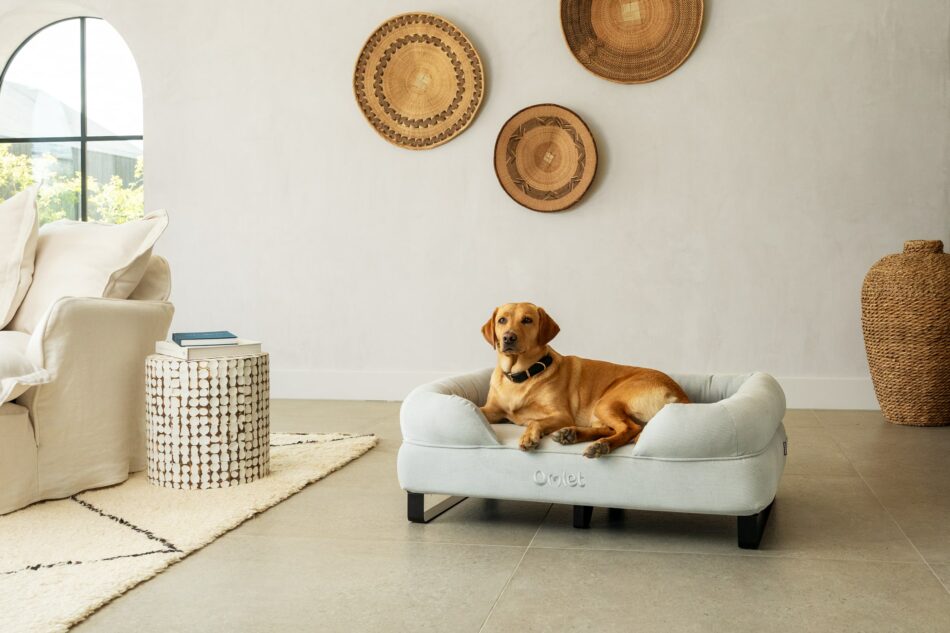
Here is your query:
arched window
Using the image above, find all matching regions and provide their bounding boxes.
[0,17,143,224]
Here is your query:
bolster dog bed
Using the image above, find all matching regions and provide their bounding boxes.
[397,369,787,549]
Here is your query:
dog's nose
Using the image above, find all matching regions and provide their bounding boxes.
[502,332,518,345]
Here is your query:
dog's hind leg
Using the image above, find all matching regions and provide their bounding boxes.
[582,401,643,459]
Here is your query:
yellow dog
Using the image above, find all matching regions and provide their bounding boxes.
[479,302,689,458]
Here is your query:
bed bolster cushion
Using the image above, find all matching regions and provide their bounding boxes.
[634,372,786,458]
[400,368,499,447]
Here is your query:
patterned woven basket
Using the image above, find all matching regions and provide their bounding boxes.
[861,240,950,426]
[353,13,484,150]
[560,0,703,83]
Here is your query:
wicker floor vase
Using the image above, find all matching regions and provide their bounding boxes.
[861,240,950,426]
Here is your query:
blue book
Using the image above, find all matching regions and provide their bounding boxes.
[172,331,238,347]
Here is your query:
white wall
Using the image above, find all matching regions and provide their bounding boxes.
[1,0,948,407]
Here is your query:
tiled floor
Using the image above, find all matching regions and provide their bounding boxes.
[77,405,950,632]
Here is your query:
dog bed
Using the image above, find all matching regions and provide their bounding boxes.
[397,369,787,549]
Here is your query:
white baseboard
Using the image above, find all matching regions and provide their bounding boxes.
[271,369,471,401]
[271,368,879,410]
[775,376,878,410]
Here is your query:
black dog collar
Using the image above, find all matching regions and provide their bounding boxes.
[504,354,554,383]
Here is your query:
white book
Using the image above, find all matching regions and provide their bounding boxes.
[155,339,262,360]
[179,338,239,347]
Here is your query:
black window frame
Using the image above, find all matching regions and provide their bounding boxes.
[0,16,143,221]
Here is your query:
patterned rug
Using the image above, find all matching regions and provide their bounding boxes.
[0,432,377,632]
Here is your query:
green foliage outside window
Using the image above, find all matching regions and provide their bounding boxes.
[0,144,144,224]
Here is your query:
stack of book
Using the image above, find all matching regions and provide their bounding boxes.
[156,331,262,360]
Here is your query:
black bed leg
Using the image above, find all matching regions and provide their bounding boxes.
[573,505,593,529]
[407,492,467,524]
[737,500,774,549]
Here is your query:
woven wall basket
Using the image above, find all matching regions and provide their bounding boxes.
[561,0,703,83]
[354,13,485,150]
[861,240,950,426]
[494,104,597,213]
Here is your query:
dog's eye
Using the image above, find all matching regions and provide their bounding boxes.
[521,317,533,324]
[498,317,507,324]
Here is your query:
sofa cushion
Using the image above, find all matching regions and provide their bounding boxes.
[0,188,39,330]
[9,210,168,334]
[128,255,172,301]
[0,331,49,403]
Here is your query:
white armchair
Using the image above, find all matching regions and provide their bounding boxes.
[0,256,173,514]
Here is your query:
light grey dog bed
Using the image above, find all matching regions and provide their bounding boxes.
[398,369,787,548]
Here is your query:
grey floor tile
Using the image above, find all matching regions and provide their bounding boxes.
[531,503,738,554]
[861,476,950,564]
[270,400,403,446]
[78,535,523,633]
[931,564,950,592]
[270,398,399,433]
[814,409,888,427]
[760,475,920,561]
[819,419,950,481]
[481,548,950,633]
[532,474,919,562]
[362,416,404,443]
[783,423,857,476]
[783,409,821,427]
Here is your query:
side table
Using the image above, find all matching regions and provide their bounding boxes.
[145,353,270,489]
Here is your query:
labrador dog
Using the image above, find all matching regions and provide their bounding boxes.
[479,302,689,458]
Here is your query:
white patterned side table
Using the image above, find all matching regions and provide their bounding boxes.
[145,353,270,489]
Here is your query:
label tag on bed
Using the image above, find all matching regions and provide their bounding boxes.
[783,440,788,455]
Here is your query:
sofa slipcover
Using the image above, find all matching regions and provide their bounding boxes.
[0,330,49,403]
[0,256,173,515]
[398,369,787,548]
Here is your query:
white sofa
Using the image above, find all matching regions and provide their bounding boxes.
[398,369,787,548]
[0,256,173,515]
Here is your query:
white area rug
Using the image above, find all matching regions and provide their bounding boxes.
[0,432,377,633]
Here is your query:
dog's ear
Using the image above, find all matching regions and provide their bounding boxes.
[481,308,498,348]
[537,307,560,346]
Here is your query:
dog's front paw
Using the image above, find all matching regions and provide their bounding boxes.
[551,428,577,445]
[583,441,610,459]
[519,433,541,451]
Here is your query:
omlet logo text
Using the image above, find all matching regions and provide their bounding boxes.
[533,469,586,488]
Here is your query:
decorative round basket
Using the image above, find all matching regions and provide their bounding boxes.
[145,354,271,488]
[561,0,703,83]
[494,104,598,213]
[861,240,950,426]
[354,13,485,150]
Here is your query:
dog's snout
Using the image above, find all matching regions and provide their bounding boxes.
[502,332,518,345]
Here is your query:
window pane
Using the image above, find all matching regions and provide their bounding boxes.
[0,20,81,138]
[0,142,81,222]
[86,140,143,223]
[85,19,143,136]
